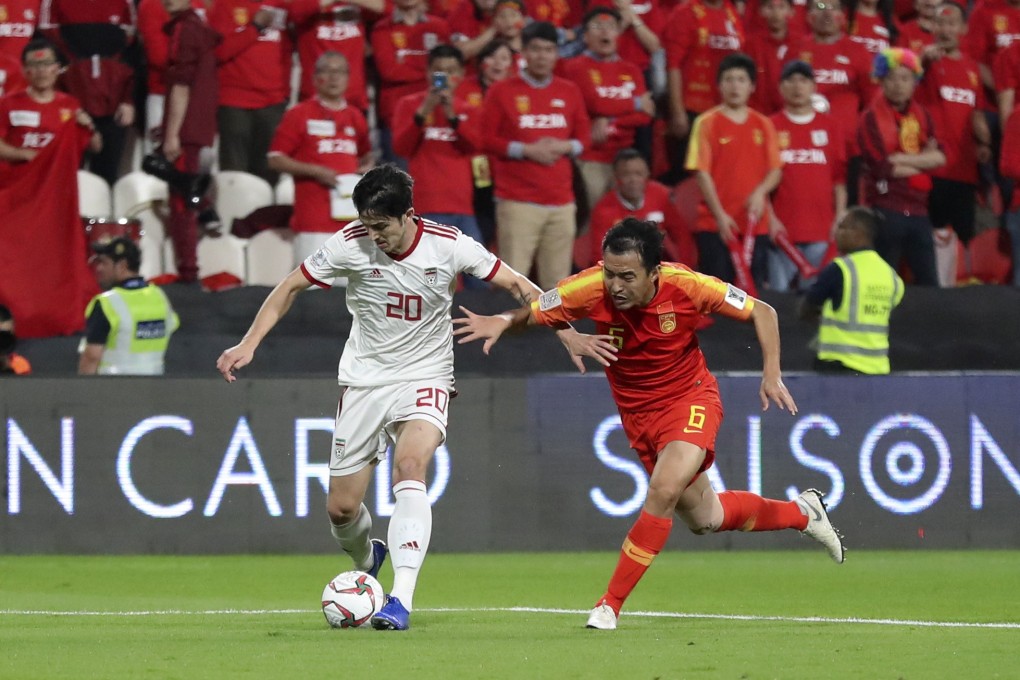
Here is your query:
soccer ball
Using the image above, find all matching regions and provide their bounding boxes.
[321,571,384,628]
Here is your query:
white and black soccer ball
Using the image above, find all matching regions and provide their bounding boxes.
[321,571,384,628]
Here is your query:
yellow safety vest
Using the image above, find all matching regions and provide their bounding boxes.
[817,249,904,375]
[84,284,179,375]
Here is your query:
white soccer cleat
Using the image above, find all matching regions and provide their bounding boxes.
[796,488,846,564]
[585,602,618,630]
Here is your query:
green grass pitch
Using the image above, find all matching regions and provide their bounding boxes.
[2,551,1018,679]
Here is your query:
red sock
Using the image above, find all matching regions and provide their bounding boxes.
[717,491,808,532]
[600,511,672,614]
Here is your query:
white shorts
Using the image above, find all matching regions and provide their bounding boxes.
[330,380,452,476]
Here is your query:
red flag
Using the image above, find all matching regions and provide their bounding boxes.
[0,121,97,338]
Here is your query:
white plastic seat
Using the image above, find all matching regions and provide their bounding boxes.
[213,171,274,229]
[246,228,295,286]
[275,173,295,205]
[113,171,169,218]
[78,170,112,219]
[197,233,247,282]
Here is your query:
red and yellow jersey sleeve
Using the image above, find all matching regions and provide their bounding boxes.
[659,264,755,321]
[685,107,718,173]
[531,266,606,326]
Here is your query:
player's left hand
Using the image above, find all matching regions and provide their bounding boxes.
[759,375,798,415]
[555,327,618,374]
[452,306,511,355]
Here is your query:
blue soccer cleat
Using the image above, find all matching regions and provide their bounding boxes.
[366,539,388,579]
[371,594,410,631]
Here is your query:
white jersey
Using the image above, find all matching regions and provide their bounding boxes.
[301,216,501,387]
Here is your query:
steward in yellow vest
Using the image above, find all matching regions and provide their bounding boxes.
[79,238,179,375]
[800,208,904,374]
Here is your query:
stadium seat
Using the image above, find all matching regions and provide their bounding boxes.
[275,173,295,205]
[197,233,247,286]
[77,170,113,219]
[113,172,172,278]
[213,171,274,229]
[247,228,295,286]
[112,171,169,218]
[956,228,1012,285]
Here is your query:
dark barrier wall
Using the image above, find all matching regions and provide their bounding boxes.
[2,375,1018,554]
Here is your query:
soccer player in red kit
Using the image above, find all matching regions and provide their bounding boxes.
[454,217,846,630]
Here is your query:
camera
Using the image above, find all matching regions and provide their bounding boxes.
[432,71,448,90]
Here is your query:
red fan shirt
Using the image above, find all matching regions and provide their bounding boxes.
[0,0,40,61]
[746,31,799,114]
[268,98,370,232]
[370,13,450,127]
[896,19,934,56]
[137,0,205,96]
[0,89,81,151]
[964,0,1020,71]
[770,109,846,243]
[209,0,291,109]
[532,263,755,412]
[848,12,895,55]
[916,54,985,184]
[585,0,666,71]
[0,53,26,96]
[663,0,745,114]
[290,0,370,111]
[587,180,691,267]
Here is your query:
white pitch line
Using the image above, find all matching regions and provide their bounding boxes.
[1,607,1018,630]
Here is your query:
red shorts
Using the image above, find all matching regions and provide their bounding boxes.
[619,385,724,476]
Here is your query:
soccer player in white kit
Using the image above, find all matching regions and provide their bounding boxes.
[216,164,614,630]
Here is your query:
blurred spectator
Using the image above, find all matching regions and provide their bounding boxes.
[0,304,31,375]
[371,0,451,165]
[916,1,990,281]
[858,47,945,285]
[560,7,654,223]
[458,38,516,244]
[800,207,903,374]
[267,51,372,266]
[449,0,501,61]
[490,0,527,53]
[79,237,179,375]
[994,38,1020,285]
[796,0,875,205]
[746,0,799,114]
[846,0,899,55]
[583,148,688,268]
[963,0,1020,98]
[662,0,744,181]
[582,0,663,74]
[481,21,590,289]
[160,0,221,284]
[686,53,781,292]
[210,0,291,184]
[290,0,384,114]
[0,0,40,63]
[896,0,937,55]
[39,0,137,186]
[392,45,486,250]
[769,60,847,292]
[136,0,205,155]
[0,51,27,96]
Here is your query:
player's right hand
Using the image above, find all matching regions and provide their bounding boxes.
[216,344,254,383]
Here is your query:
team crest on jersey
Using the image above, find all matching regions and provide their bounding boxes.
[59,108,72,123]
[590,69,602,85]
[811,129,828,146]
[995,14,1008,32]
[392,31,407,49]
[424,267,438,286]
[233,7,248,25]
[0,7,7,22]
[698,27,709,46]
[656,301,676,333]
[516,95,530,113]
[778,131,790,149]
[334,438,346,457]
[753,129,763,145]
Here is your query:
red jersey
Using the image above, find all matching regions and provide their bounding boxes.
[663,0,745,114]
[916,54,985,184]
[559,53,651,164]
[795,36,876,156]
[210,0,291,109]
[0,0,40,61]
[447,0,488,42]
[0,53,26,97]
[848,12,895,55]
[770,110,846,242]
[391,91,481,215]
[138,0,206,97]
[587,181,690,267]
[480,73,591,205]
[742,0,810,42]
[267,98,370,233]
[585,0,665,71]
[685,105,782,234]
[964,0,1020,70]
[290,0,370,111]
[896,19,934,55]
[526,0,580,27]
[0,89,80,150]
[531,263,755,412]
[164,8,220,148]
[370,13,450,127]
[39,0,133,27]
[746,31,798,114]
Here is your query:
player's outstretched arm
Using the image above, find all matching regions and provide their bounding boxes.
[216,268,312,382]
[749,299,798,415]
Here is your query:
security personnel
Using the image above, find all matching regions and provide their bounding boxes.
[800,207,904,374]
[79,238,179,375]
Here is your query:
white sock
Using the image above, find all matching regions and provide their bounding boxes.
[330,503,375,572]
[387,480,431,611]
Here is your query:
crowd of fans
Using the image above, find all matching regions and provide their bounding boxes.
[1,0,1019,310]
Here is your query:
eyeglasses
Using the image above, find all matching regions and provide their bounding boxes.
[24,60,58,69]
[813,2,840,10]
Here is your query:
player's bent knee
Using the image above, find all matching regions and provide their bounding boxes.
[325,495,362,523]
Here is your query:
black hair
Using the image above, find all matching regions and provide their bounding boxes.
[582,6,622,26]
[845,0,899,45]
[429,43,465,67]
[0,304,11,324]
[717,53,757,84]
[602,218,664,271]
[21,37,64,66]
[352,164,415,219]
[843,206,878,244]
[522,21,559,47]
[612,147,647,168]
